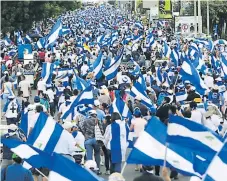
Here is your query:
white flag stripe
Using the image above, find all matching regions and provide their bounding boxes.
[131,86,152,105]
[104,59,121,76]
[134,131,200,176]
[122,105,129,118]
[78,91,93,102]
[49,171,71,181]
[33,117,56,149]
[168,123,223,152]
[11,145,38,159]
[43,63,51,83]
[204,157,227,181]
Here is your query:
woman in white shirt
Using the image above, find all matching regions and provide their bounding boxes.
[2,75,14,104]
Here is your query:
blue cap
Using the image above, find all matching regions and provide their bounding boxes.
[133,108,141,117]
[34,96,40,103]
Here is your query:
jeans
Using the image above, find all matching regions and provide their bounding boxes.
[49,102,55,117]
[3,93,9,105]
[108,149,122,173]
[102,145,110,171]
[85,138,101,169]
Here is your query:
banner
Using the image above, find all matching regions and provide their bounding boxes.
[159,0,172,19]
[18,44,32,59]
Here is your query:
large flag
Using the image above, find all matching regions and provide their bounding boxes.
[110,96,132,120]
[127,116,201,177]
[180,54,208,95]
[1,139,103,181]
[220,54,227,78]
[35,37,46,49]
[130,82,155,112]
[93,52,103,79]
[27,112,64,153]
[163,41,171,58]
[170,47,180,67]
[72,69,89,91]
[103,47,124,80]
[167,115,224,154]
[45,18,62,48]
[145,32,155,48]
[41,62,54,84]
[203,140,227,181]
[61,86,94,120]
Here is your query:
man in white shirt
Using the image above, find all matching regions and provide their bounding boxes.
[80,61,89,78]
[18,75,31,108]
[189,101,204,124]
[58,95,73,123]
[37,78,46,94]
[45,85,55,117]
[54,122,77,162]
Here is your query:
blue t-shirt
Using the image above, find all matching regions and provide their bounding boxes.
[1,163,34,181]
[96,109,106,122]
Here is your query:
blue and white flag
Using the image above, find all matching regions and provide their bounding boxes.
[163,41,171,58]
[16,31,24,45]
[210,55,219,71]
[180,55,208,95]
[41,62,54,84]
[27,112,65,153]
[4,36,12,46]
[110,119,129,163]
[36,37,46,49]
[127,116,201,177]
[72,73,89,91]
[61,86,94,120]
[203,140,227,181]
[19,111,29,138]
[134,21,143,29]
[138,74,147,91]
[93,52,103,79]
[220,54,227,78]
[24,34,32,44]
[207,40,214,52]
[132,34,143,44]
[130,82,155,112]
[214,39,227,45]
[103,47,124,80]
[1,139,103,181]
[110,97,132,120]
[45,18,62,48]
[35,26,41,34]
[167,115,224,154]
[170,48,180,67]
[145,32,155,48]
[60,26,71,35]
[157,20,165,27]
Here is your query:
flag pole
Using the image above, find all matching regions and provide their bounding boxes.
[35,168,48,179]
[121,162,127,175]
[163,143,168,167]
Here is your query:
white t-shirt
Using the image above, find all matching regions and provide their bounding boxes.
[81,64,89,76]
[190,109,203,124]
[37,80,46,92]
[19,80,30,97]
[45,89,55,103]
[54,130,77,155]
[131,118,147,137]
[3,82,13,94]
[5,99,19,118]
[204,76,214,89]
[73,131,85,153]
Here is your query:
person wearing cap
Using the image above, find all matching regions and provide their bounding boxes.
[93,99,106,123]
[2,95,21,125]
[71,123,85,164]
[33,95,47,113]
[81,109,103,174]
[1,154,34,181]
[54,121,77,162]
[1,124,21,169]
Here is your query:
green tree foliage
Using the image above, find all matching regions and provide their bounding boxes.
[1,1,81,34]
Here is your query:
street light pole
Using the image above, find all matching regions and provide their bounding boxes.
[207,0,210,35]
[194,0,197,36]
[198,0,202,34]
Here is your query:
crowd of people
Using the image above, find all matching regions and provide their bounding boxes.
[1,3,227,181]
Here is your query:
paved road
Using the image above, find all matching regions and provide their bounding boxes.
[1,90,190,181]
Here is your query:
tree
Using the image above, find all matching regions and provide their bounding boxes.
[1,1,81,35]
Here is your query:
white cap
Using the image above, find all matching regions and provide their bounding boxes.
[62,122,73,129]
[191,86,196,91]
[215,77,222,81]
[94,100,100,107]
[88,110,97,115]
[84,160,98,170]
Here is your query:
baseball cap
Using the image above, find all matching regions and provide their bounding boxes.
[62,122,73,129]
[84,160,98,171]
[34,96,40,103]
[94,100,100,107]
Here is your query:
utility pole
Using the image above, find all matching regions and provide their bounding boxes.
[194,0,197,36]
[207,0,210,35]
[198,0,202,34]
